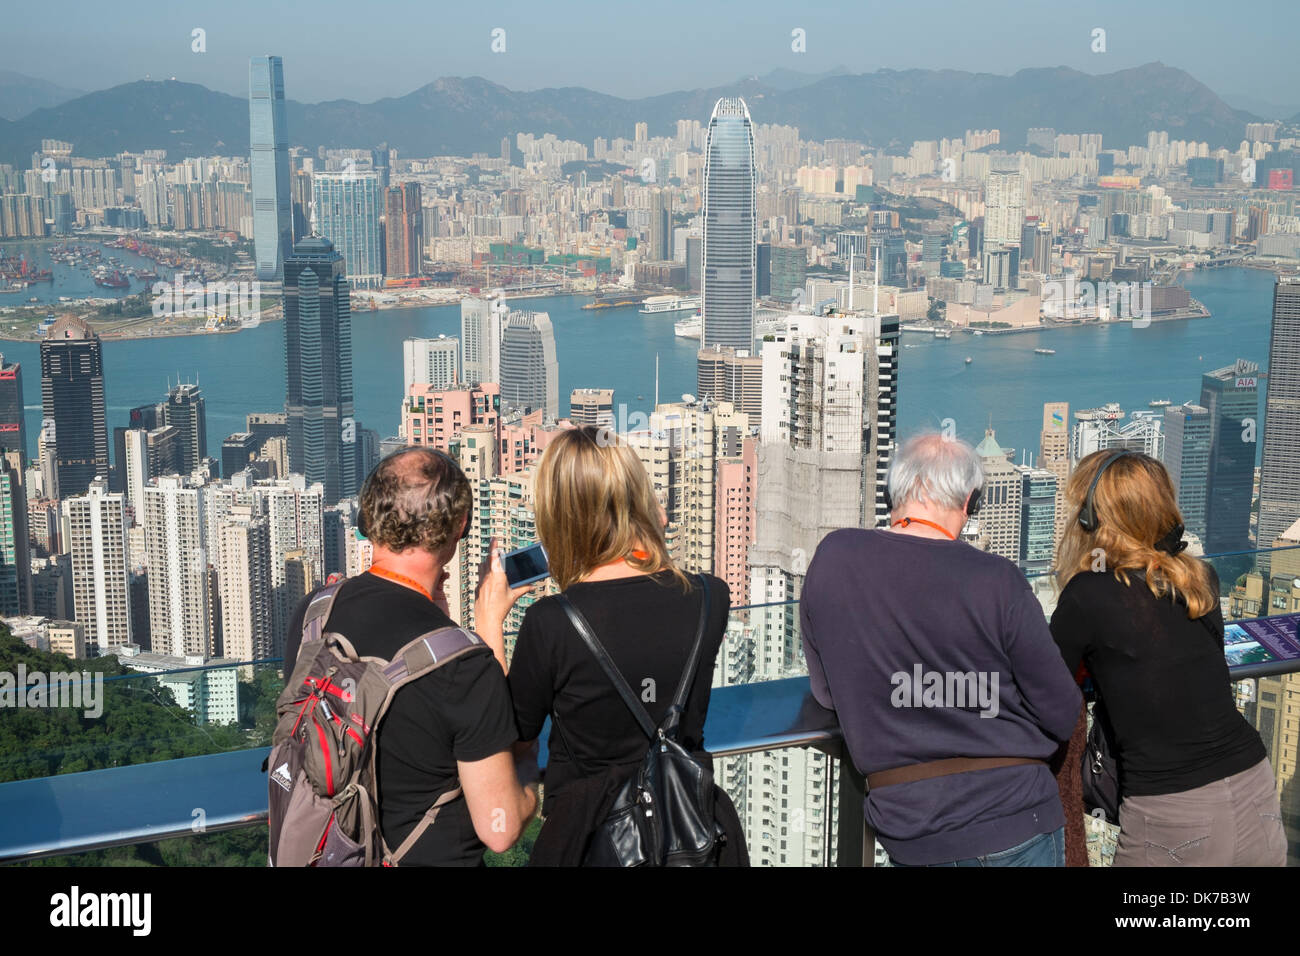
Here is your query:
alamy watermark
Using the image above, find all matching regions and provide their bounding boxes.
[1041,276,1152,328]
[0,663,104,718]
[890,664,999,718]
[152,272,262,327]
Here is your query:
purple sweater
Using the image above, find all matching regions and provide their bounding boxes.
[800,528,1082,865]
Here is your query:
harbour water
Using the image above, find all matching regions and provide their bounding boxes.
[0,264,1279,469]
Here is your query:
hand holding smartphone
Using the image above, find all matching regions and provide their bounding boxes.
[501,541,549,587]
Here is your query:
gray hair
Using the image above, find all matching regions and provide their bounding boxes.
[887,432,984,512]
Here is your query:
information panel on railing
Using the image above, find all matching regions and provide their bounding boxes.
[1225,612,1300,679]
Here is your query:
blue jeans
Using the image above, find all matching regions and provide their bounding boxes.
[893,827,1065,867]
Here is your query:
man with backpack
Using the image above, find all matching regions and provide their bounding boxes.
[273,447,538,866]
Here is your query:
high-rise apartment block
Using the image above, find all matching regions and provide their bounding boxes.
[64,478,132,655]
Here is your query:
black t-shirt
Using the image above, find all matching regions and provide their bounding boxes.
[1050,568,1265,798]
[286,573,518,866]
[507,571,729,811]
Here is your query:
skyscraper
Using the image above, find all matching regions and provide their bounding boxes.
[1039,402,1070,549]
[217,505,273,661]
[984,163,1025,250]
[499,310,558,421]
[701,98,756,352]
[142,474,211,658]
[1259,277,1300,571]
[249,55,293,281]
[284,237,359,504]
[0,354,26,470]
[569,388,614,428]
[0,460,30,615]
[112,403,163,493]
[313,172,383,288]
[460,296,501,386]
[648,188,673,262]
[64,478,132,655]
[402,336,459,394]
[1163,403,1212,546]
[40,315,108,498]
[384,182,423,278]
[1200,360,1259,555]
[165,382,207,476]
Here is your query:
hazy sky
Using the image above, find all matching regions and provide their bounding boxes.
[6,0,1299,110]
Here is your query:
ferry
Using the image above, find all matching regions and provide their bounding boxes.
[1149,399,1172,408]
[1034,348,1056,355]
[674,314,702,339]
[639,294,700,315]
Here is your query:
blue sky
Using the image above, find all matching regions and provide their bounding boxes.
[6,0,1299,110]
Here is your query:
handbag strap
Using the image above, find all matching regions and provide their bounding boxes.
[556,573,711,744]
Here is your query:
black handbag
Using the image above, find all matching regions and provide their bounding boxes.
[554,574,725,867]
[1081,695,1120,823]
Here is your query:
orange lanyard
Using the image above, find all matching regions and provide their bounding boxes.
[891,517,957,540]
[368,565,433,602]
[597,549,650,570]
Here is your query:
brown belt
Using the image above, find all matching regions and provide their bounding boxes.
[867,756,1047,790]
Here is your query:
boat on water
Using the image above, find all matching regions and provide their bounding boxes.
[1034,348,1056,355]
[971,329,985,336]
[964,356,973,364]
[675,314,702,339]
[1149,399,1172,408]
[583,290,647,310]
[639,294,700,315]
[934,329,952,339]
[93,269,130,289]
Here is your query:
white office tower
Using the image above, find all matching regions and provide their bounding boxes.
[402,336,459,395]
[499,310,559,422]
[738,305,899,866]
[460,296,503,386]
[142,474,212,658]
[63,478,132,655]
[205,472,324,658]
[984,162,1025,250]
[217,504,274,661]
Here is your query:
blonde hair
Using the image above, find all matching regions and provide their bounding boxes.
[1056,450,1217,618]
[534,426,687,591]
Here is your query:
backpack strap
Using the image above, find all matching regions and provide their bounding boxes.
[366,625,491,866]
[384,786,464,865]
[301,578,349,648]
[556,574,711,744]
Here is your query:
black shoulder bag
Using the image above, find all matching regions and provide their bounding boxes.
[554,574,725,867]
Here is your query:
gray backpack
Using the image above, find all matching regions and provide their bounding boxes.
[266,577,488,866]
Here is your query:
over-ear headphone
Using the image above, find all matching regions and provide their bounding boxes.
[1076,450,1133,532]
[1076,449,1187,554]
[357,446,471,542]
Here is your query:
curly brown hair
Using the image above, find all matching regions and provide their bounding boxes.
[359,447,471,557]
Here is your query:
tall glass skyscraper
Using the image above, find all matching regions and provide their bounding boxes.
[313,172,383,289]
[1200,359,1259,556]
[40,315,108,497]
[499,310,558,422]
[249,55,293,282]
[1259,276,1300,572]
[701,97,756,352]
[284,237,358,505]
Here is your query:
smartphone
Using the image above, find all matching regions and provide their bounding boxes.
[501,541,549,587]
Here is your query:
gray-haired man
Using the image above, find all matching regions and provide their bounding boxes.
[799,432,1081,866]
